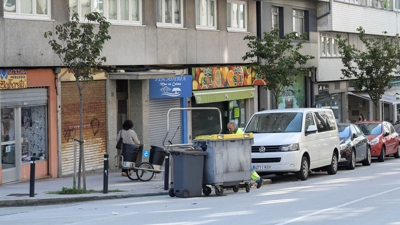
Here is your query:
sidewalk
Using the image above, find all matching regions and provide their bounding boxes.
[0,172,271,207]
[0,171,168,207]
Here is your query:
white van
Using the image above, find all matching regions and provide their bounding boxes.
[244,108,340,180]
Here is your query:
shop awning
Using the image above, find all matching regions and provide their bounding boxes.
[348,91,400,105]
[193,86,255,104]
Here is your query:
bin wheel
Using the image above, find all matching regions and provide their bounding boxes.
[203,186,212,196]
[182,189,190,198]
[136,162,155,182]
[126,169,138,181]
[215,186,224,196]
[169,188,175,197]
[245,183,251,193]
[233,185,239,193]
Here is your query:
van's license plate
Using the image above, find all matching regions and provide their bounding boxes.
[255,165,271,170]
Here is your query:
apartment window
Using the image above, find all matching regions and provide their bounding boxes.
[293,9,305,36]
[272,6,279,28]
[4,0,50,19]
[227,1,247,32]
[196,0,217,29]
[69,0,141,24]
[320,33,339,57]
[157,0,183,27]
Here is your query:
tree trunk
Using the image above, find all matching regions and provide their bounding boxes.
[79,86,87,191]
[374,101,379,121]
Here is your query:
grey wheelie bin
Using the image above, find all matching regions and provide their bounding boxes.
[169,149,207,198]
[194,133,253,196]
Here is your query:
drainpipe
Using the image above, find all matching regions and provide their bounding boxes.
[55,68,67,178]
[317,0,332,20]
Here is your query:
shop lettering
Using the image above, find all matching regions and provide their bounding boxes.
[154,76,186,82]
[0,79,27,89]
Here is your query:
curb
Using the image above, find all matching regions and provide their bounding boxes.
[0,192,169,208]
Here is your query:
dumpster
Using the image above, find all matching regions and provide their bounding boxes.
[169,150,207,198]
[149,145,165,166]
[194,133,253,196]
[122,143,142,168]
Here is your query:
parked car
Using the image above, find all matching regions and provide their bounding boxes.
[337,123,371,169]
[244,108,340,181]
[355,121,400,162]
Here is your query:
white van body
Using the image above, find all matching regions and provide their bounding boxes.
[244,108,340,180]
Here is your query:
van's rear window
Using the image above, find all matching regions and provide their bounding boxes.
[245,113,303,133]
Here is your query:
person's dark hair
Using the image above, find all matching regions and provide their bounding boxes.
[122,120,134,130]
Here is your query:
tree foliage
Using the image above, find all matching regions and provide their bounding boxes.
[44,12,111,190]
[337,27,399,120]
[242,27,314,108]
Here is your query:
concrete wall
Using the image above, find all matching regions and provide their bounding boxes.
[0,0,257,67]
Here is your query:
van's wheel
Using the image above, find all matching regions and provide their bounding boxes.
[394,145,400,158]
[346,149,356,170]
[296,155,309,180]
[326,152,338,175]
[362,145,372,166]
[378,146,386,162]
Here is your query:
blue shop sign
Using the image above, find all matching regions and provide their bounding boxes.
[150,75,192,99]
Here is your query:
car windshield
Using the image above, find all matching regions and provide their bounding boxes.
[356,123,382,135]
[245,112,303,133]
[338,125,350,138]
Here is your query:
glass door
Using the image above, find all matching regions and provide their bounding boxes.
[1,108,17,183]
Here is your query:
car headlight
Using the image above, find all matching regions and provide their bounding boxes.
[370,137,379,145]
[280,143,300,151]
[340,144,347,151]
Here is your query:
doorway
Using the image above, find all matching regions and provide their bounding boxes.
[1,108,19,183]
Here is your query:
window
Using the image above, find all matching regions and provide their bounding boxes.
[293,9,305,36]
[305,113,315,131]
[157,0,183,27]
[4,0,50,20]
[227,1,247,32]
[272,6,279,28]
[196,0,216,29]
[69,0,142,25]
[320,33,339,57]
[396,0,400,10]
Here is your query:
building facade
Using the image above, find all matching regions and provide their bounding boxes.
[0,0,258,182]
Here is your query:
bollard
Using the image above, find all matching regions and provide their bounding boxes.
[103,154,108,194]
[164,152,170,190]
[29,157,36,197]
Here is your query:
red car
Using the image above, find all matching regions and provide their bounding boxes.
[355,121,400,162]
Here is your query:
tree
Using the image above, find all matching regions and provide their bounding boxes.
[337,27,399,120]
[44,12,111,191]
[242,27,314,108]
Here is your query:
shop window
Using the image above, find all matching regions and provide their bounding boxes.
[229,100,246,129]
[4,0,51,20]
[21,106,47,162]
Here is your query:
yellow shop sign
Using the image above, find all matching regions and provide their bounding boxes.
[0,69,27,89]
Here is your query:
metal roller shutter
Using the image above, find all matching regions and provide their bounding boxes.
[0,88,47,107]
[149,99,182,148]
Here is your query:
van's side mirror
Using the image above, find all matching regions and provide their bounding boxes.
[384,132,390,137]
[352,133,357,140]
[306,125,318,134]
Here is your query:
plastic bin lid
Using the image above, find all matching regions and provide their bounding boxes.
[194,133,254,141]
[169,149,207,155]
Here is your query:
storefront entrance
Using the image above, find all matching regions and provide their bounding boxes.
[1,88,48,183]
